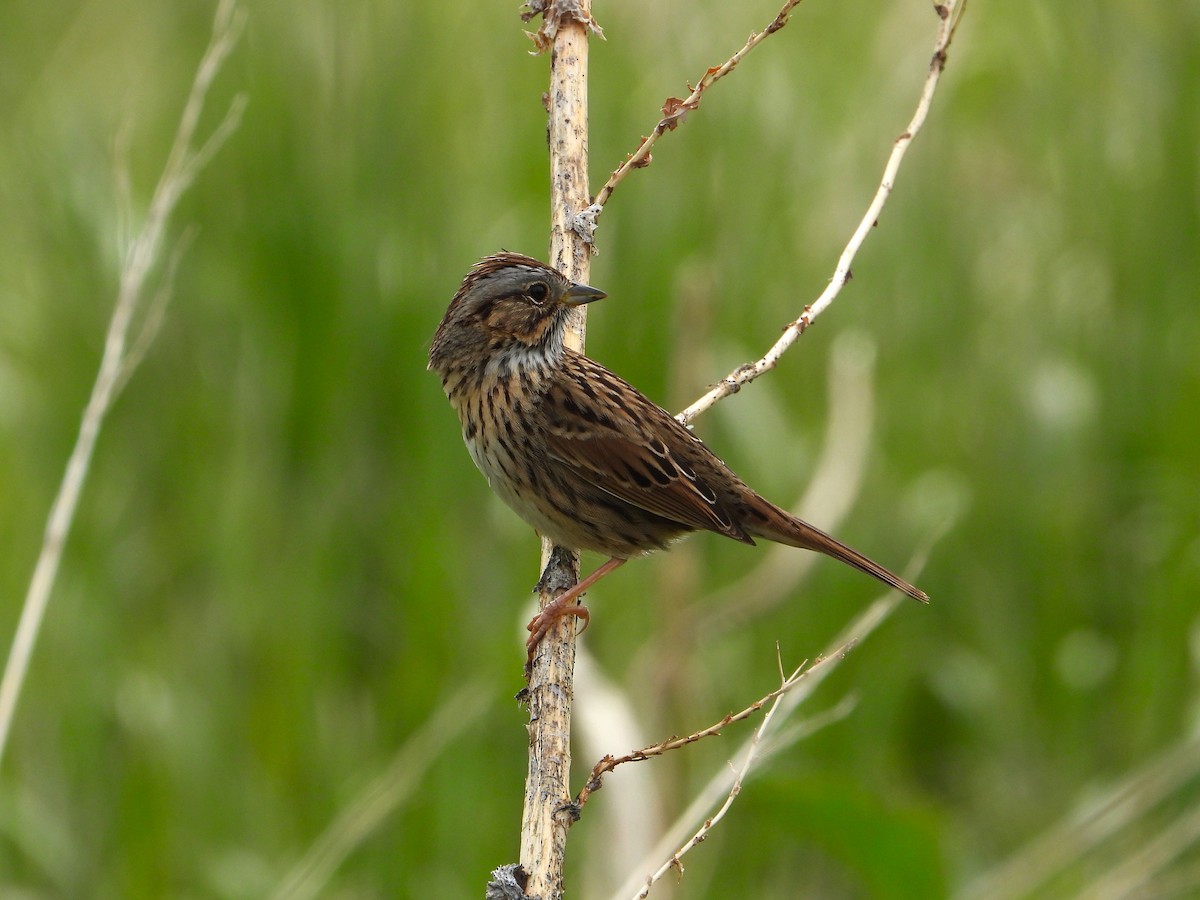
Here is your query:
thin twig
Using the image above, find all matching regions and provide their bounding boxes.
[0,0,245,766]
[573,0,807,241]
[112,227,196,395]
[634,671,808,897]
[574,657,812,811]
[609,544,940,900]
[677,0,968,426]
[633,697,863,899]
[628,638,864,900]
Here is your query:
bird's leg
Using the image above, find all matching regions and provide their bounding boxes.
[526,556,627,664]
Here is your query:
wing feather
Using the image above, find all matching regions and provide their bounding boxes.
[541,352,754,544]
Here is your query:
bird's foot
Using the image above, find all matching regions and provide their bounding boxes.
[525,586,591,671]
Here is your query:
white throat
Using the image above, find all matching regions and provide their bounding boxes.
[484,328,564,379]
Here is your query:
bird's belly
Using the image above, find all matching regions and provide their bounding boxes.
[464,433,567,540]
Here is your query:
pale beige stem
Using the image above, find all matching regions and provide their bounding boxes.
[676,0,967,425]
[521,1,598,896]
[0,0,245,767]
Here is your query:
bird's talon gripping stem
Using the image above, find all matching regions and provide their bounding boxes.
[524,556,626,668]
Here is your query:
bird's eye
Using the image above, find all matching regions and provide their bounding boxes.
[527,282,550,305]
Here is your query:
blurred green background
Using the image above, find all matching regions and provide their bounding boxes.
[2,0,1198,896]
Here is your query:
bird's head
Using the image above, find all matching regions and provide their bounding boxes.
[428,253,606,377]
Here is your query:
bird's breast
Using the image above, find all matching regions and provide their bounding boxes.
[451,369,544,491]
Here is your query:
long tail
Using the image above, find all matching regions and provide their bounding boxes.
[749,500,929,603]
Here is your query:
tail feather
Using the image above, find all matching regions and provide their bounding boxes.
[749,501,929,604]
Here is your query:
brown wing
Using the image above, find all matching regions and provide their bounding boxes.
[540,351,755,544]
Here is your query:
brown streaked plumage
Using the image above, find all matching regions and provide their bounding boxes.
[428,253,929,663]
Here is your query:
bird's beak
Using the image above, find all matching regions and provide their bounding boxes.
[564,281,607,306]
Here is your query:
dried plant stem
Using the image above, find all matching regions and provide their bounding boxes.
[611,587,916,900]
[0,0,246,767]
[575,656,815,812]
[520,1,599,896]
[577,0,806,234]
[677,0,967,426]
[611,523,943,900]
[629,672,828,900]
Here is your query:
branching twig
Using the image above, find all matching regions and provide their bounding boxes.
[112,226,196,396]
[677,0,967,425]
[614,524,943,899]
[607,582,919,900]
[575,655,813,811]
[629,643,860,900]
[633,667,814,896]
[0,0,246,767]
[633,699,861,899]
[573,0,807,242]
